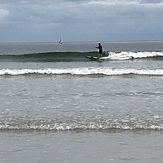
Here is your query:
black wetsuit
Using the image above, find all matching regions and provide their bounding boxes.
[99,45,102,54]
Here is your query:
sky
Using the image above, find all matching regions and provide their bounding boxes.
[0,0,163,42]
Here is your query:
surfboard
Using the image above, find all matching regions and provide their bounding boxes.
[85,55,99,61]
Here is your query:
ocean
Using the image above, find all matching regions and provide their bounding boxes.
[0,41,163,163]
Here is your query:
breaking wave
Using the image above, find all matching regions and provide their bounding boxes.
[0,117,163,131]
[1,68,163,76]
[0,51,163,62]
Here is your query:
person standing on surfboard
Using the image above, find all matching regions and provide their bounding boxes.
[96,43,103,58]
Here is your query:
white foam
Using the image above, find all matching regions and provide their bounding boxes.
[1,68,163,76]
[0,122,163,131]
[105,51,163,60]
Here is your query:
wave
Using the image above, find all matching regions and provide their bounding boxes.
[0,51,163,62]
[0,118,163,131]
[107,51,163,60]
[1,68,163,76]
[0,52,96,62]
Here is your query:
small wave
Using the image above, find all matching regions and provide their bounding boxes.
[104,51,163,60]
[1,68,163,76]
[0,52,96,62]
[0,119,163,131]
[0,51,163,62]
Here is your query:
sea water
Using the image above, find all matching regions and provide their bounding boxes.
[0,41,163,163]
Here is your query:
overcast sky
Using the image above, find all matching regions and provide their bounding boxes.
[0,0,163,42]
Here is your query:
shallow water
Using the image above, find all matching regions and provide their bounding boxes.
[0,130,163,163]
[0,41,163,162]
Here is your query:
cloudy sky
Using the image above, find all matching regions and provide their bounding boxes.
[0,0,163,42]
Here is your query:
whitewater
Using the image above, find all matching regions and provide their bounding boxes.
[1,67,163,76]
[1,41,163,163]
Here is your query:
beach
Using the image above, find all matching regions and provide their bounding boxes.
[0,41,163,162]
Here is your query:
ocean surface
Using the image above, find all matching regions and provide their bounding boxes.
[0,41,163,163]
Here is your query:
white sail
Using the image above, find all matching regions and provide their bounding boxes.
[59,36,63,44]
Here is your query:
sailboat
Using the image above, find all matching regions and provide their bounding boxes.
[59,36,63,44]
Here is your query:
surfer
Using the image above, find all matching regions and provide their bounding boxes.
[96,43,103,58]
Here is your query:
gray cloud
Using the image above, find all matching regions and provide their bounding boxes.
[140,0,163,4]
[0,0,163,41]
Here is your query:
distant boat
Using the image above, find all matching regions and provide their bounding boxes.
[59,36,63,44]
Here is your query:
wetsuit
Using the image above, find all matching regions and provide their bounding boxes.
[98,44,102,54]
[97,44,102,57]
